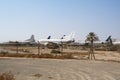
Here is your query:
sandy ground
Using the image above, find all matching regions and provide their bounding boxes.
[0,58,120,80]
[0,46,120,80]
[95,51,120,61]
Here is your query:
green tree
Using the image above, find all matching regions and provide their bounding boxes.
[86,32,99,60]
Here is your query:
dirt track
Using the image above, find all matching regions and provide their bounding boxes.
[0,58,120,80]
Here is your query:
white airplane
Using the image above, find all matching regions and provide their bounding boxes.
[94,35,120,45]
[112,39,120,45]
[39,32,75,45]
[94,36,112,45]
[3,35,36,45]
[104,36,120,45]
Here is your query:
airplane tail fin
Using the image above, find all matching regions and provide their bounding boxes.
[47,36,51,39]
[62,32,75,40]
[25,35,35,42]
[106,35,113,45]
[61,35,66,39]
[106,36,111,42]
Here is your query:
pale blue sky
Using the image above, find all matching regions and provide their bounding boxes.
[0,0,120,42]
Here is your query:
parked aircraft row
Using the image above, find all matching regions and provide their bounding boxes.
[1,32,120,46]
[39,32,75,45]
[2,35,36,46]
[2,32,75,46]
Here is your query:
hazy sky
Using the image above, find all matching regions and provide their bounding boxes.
[0,0,120,42]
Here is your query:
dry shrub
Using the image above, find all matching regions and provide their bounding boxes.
[0,52,86,59]
[110,45,118,51]
[18,49,30,53]
[116,45,120,53]
[48,76,53,79]
[51,49,61,54]
[32,73,42,78]
[117,48,120,53]
[39,53,75,59]
[62,53,73,59]
[0,51,9,55]
[47,42,59,49]
[39,54,54,58]
[0,71,15,80]
[110,45,120,53]
[63,52,88,55]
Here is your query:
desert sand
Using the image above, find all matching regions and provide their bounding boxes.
[0,58,120,80]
